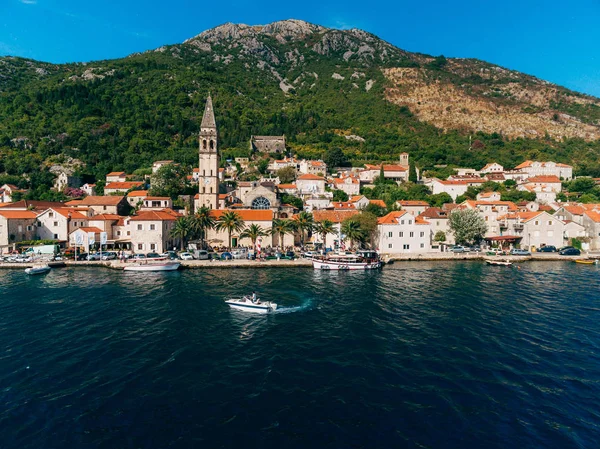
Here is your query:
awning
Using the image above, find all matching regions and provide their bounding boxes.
[485,235,522,241]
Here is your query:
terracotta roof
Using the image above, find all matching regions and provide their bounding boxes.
[75,227,103,233]
[309,161,326,167]
[349,195,366,203]
[42,208,88,220]
[397,200,429,206]
[437,179,486,185]
[487,173,506,181]
[369,199,387,208]
[105,181,144,190]
[127,190,149,197]
[481,163,501,170]
[333,177,359,184]
[312,210,359,223]
[0,210,37,219]
[497,211,544,222]
[420,207,448,219]
[278,184,297,189]
[210,209,273,221]
[106,171,126,176]
[297,174,325,181]
[129,209,181,221]
[0,200,65,210]
[515,160,572,169]
[478,192,497,198]
[377,211,408,224]
[584,210,600,223]
[515,161,533,169]
[364,164,407,172]
[71,196,125,206]
[331,202,356,210]
[88,214,121,221]
[464,200,519,211]
[526,175,562,183]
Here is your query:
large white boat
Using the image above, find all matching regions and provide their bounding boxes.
[225,296,278,314]
[123,260,181,272]
[311,250,382,271]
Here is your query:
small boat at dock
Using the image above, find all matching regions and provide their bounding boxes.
[574,259,598,265]
[123,260,181,272]
[225,296,278,314]
[25,264,51,275]
[311,250,382,270]
[485,259,512,266]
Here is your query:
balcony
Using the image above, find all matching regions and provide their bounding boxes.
[513,223,524,231]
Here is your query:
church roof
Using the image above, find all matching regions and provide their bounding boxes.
[201,95,216,129]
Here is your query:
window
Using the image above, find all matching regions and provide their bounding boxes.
[388,232,392,238]
[137,224,143,230]
[401,220,405,225]
[138,243,143,250]
[150,224,156,231]
[27,225,33,231]
[150,244,156,250]
[420,232,424,238]
[388,243,393,249]
[409,220,412,225]
[420,243,424,248]
[127,231,131,236]
[53,221,58,227]
[53,234,58,239]
[534,220,539,225]
[548,221,553,226]
[251,197,271,210]
[49,212,54,218]
[117,231,121,236]
[403,244,410,250]
[399,232,404,238]
[410,232,414,237]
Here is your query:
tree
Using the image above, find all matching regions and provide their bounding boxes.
[281,194,304,210]
[332,189,349,202]
[257,159,269,175]
[364,202,387,217]
[323,147,347,172]
[294,211,314,247]
[276,166,296,184]
[449,209,487,245]
[170,216,193,251]
[240,223,269,247]
[409,164,418,183]
[216,211,245,249]
[434,230,446,242]
[503,179,517,188]
[272,218,296,249]
[149,164,190,200]
[341,219,365,249]
[191,206,215,248]
[429,192,453,208]
[350,212,379,246]
[314,219,335,252]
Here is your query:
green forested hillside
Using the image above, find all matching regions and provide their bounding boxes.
[1,19,600,197]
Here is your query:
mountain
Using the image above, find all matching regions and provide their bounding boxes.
[1,18,600,195]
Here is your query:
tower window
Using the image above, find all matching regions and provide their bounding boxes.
[203,140,207,150]
[210,140,214,150]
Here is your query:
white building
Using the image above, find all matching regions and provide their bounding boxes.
[514,161,573,180]
[330,175,361,196]
[376,211,431,255]
[81,183,96,196]
[428,178,487,200]
[128,209,180,253]
[0,210,38,247]
[299,160,327,176]
[36,208,89,242]
[104,181,144,195]
[480,163,504,174]
[497,211,566,250]
[360,164,408,184]
[106,172,127,183]
[296,174,326,197]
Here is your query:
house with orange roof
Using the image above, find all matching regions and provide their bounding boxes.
[476,191,501,202]
[0,184,28,203]
[427,178,487,200]
[87,214,122,241]
[36,208,89,242]
[348,195,370,209]
[277,184,298,195]
[331,202,356,210]
[496,211,566,250]
[106,171,127,183]
[205,209,275,248]
[514,161,572,180]
[299,159,327,176]
[0,210,38,247]
[420,207,454,246]
[296,174,326,197]
[81,183,96,196]
[141,197,173,211]
[461,200,519,237]
[395,200,429,216]
[480,163,504,174]
[104,181,145,196]
[360,164,408,184]
[582,210,600,250]
[67,195,130,216]
[128,209,181,253]
[330,174,360,196]
[126,190,149,207]
[375,210,431,255]
[0,200,65,211]
[555,204,593,226]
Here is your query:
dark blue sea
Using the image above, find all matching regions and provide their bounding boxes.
[1,262,600,448]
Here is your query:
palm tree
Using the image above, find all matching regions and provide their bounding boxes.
[314,219,335,253]
[294,211,314,248]
[216,211,245,249]
[240,224,269,248]
[191,206,215,249]
[341,219,365,250]
[170,216,193,251]
[272,218,296,249]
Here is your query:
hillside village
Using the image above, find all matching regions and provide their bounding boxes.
[1,96,600,258]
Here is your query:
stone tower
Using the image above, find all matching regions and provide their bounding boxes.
[198,95,219,209]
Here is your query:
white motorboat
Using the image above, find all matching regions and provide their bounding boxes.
[312,250,382,270]
[225,296,278,314]
[123,261,181,272]
[485,259,512,266]
[25,264,51,275]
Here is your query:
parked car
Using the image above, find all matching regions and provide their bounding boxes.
[538,245,557,253]
[209,252,221,260]
[286,250,296,260]
[486,248,505,256]
[559,247,581,256]
[131,253,146,260]
[468,245,481,252]
[302,251,316,258]
[87,252,102,261]
[146,252,162,259]
[451,245,467,253]
[510,249,532,256]
[220,252,233,260]
[231,249,248,260]
[179,252,194,260]
[162,251,178,260]
[76,252,89,261]
[195,250,210,260]
[101,251,117,260]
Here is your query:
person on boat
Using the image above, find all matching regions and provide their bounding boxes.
[252,291,257,303]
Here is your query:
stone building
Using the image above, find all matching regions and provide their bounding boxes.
[196,95,220,210]
[250,135,286,154]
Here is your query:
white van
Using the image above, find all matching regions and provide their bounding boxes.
[231,249,248,259]
[196,250,210,260]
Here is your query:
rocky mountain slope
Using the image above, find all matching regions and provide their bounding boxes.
[1,19,600,188]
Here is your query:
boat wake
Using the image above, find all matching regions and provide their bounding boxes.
[273,300,312,314]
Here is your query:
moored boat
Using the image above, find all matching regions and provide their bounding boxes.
[574,259,597,265]
[123,261,181,272]
[311,250,382,270]
[25,264,51,275]
[225,296,277,314]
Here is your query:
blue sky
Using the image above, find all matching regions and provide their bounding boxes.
[2,0,600,96]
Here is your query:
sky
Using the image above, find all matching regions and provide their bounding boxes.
[2,0,600,96]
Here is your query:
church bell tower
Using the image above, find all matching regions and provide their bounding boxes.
[198,95,220,209]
